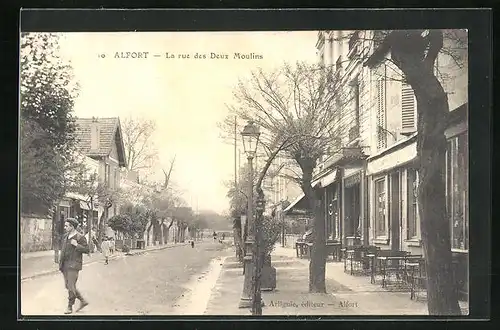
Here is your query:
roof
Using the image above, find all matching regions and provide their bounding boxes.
[74,117,127,167]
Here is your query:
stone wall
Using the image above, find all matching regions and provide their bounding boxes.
[20,214,53,252]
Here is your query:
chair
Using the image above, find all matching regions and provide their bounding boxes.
[402,254,423,284]
[411,258,427,300]
[376,250,409,288]
[353,245,380,275]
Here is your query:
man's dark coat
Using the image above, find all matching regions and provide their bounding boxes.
[59,232,89,271]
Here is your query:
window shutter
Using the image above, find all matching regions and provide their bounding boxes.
[401,83,416,130]
[376,78,386,150]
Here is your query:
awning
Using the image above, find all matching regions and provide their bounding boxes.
[284,193,305,213]
[66,192,87,201]
[344,167,362,178]
[320,169,338,188]
[367,140,417,176]
[80,201,90,210]
[283,176,327,214]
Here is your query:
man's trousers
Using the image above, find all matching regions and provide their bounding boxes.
[62,269,84,306]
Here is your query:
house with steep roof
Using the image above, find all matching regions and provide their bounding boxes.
[55,117,128,244]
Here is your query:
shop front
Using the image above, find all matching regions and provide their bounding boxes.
[367,135,418,252]
[445,103,469,301]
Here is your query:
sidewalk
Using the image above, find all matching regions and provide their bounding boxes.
[20,242,190,281]
[203,245,468,316]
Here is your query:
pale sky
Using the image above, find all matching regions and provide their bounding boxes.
[58,31,318,214]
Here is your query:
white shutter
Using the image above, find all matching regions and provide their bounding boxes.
[401,83,416,130]
[376,78,387,150]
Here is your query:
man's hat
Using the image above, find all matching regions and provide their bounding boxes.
[66,218,79,229]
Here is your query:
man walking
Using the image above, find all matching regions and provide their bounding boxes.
[59,218,90,314]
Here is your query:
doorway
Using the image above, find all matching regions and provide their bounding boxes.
[345,183,361,244]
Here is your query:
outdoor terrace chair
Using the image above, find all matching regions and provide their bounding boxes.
[341,241,362,262]
[326,239,342,262]
[406,257,427,300]
[295,239,308,258]
[375,250,410,288]
[351,245,380,276]
[402,254,423,285]
[344,245,369,275]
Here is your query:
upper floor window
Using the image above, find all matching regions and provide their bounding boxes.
[401,82,417,134]
[349,78,361,141]
[376,78,387,150]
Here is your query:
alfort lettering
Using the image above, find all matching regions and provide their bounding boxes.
[114,52,149,59]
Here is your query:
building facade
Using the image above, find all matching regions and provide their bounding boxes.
[284,30,468,300]
[53,117,128,249]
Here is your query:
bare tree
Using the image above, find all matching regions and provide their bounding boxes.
[223,62,342,293]
[121,116,158,178]
[162,155,176,189]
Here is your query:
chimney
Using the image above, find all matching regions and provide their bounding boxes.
[90,117,100,151]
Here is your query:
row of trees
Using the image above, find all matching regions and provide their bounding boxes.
[221,30,467,315]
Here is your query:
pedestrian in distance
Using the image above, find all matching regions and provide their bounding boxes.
[213,231,217,242]
[58,218,89,314]
[101,236,111,265]
[109,237,115,254]
[222,233,225,241]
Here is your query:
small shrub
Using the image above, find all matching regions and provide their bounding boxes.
[260,215,281,254]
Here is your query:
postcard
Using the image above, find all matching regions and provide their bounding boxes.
[19,12,471,318]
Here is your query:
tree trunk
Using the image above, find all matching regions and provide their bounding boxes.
[413,73,461,315]
[146,222,153,246]
[233,216,244,261]
[388,30,461,315]
[299,159,327,293]
[160,219,165,245]
[251,189,265,315]
[164,225,170,244]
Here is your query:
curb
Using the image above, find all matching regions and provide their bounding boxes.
[20,242,191,282]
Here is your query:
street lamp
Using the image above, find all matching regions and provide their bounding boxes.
[238,120,260,309]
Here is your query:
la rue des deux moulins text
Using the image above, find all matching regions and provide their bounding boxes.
[112,51,263,60]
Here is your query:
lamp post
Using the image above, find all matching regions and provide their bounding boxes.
[238,120,260,309]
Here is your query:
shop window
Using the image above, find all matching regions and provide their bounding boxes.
[407,169,419,239]
[374,178,386,237]
[446,132,469,250]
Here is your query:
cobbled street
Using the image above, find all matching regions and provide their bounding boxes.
[21,240,232,316]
